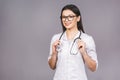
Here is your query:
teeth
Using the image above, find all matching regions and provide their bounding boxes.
[65,23,71,26]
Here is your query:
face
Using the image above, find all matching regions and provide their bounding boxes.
[61,9,80,30]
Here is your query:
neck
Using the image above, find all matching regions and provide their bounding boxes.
[66,27,79,40]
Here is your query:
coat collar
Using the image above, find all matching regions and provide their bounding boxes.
[61,30,82,41]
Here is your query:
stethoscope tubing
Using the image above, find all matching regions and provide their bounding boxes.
[58,30,82,55]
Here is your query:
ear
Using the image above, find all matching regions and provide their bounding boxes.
[77,16,80,22]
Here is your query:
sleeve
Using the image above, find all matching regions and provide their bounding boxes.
[48,35,56,61]
[86,36,98,69]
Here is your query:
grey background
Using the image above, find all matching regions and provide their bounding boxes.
[0,0,120,80]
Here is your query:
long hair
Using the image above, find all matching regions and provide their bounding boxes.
[60,4,85,33]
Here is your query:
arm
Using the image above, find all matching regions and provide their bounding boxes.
[78,38,98,72]
[48,52,58,70]
[48,40,60,70]
[81,51,97,72]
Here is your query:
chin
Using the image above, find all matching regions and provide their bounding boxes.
[64,25,72,29]
[65,25,71,28]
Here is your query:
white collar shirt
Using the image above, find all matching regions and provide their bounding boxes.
[48,31,98,80]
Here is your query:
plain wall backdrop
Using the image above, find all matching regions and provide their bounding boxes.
[0,0,120,80]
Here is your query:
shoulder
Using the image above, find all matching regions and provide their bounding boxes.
[81,32,93,40]
[51,32,63,42]
[81,33,95,45]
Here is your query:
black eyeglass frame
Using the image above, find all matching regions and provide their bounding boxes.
[60,15,77,21]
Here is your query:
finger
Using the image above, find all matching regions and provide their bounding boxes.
[80,45,83,48]
[57,40,61,45]
[54,41,61,48]
[78,41,83,49]
[55,40,60,44]
[77,39,81,42]
[78,44,83,49]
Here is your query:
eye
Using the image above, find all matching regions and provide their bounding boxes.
[62,16,67,18]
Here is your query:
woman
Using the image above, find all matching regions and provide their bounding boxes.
[48,4,98,80]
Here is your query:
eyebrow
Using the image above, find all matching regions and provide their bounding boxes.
[62,14,76,16]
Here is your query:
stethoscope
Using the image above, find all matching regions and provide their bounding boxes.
[57,30,82,55]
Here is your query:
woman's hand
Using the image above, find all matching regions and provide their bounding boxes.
[48,40,60,70]
[77,39,86,55]
[52,40,60,55]
[77,39,97,71]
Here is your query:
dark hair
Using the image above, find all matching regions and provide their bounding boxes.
[60,4,85,33]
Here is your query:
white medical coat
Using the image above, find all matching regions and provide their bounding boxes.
[48,31,98,80]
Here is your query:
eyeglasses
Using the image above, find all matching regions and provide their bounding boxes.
[61,15,76,21]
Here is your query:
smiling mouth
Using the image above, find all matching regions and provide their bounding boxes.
[64,22,71,26]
